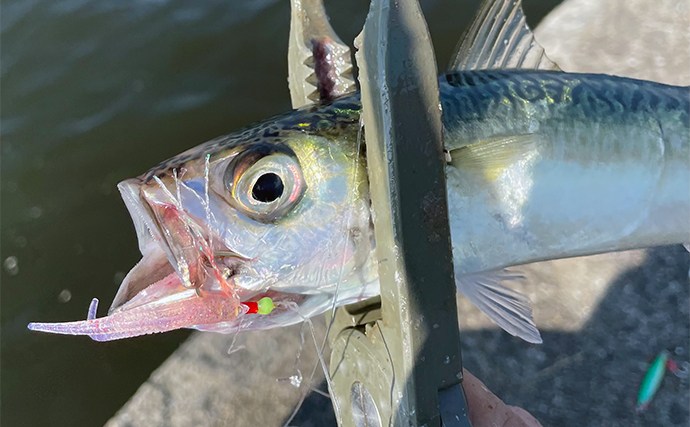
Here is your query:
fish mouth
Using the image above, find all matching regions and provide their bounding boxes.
[27,179,262,341]
[28,179,355,340]
[112,179,248,311]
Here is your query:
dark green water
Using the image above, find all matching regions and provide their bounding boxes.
[1,1,561,425]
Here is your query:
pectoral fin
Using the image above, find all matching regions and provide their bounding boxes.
[456,269,542,344]
[449,133,542,181]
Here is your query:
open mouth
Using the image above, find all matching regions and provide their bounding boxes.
[27,179,298,341]
[114,178,248,306]
[27,178,354,341]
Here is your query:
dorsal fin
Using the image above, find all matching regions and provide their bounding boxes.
[288,0,356,109]
[448,0,561,72]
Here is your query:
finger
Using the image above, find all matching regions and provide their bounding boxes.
[509,406,544,427]
[462,368,541,427]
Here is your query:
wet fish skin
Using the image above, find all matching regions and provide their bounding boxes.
[27,69,690,340]
[143,69,689,330]
[25,0,689,343]
[117,95,380,333]
[441,70,690,275]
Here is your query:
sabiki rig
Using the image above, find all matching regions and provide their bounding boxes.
[28,0,689,343]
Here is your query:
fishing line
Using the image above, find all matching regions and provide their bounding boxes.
[280,301,342,427]
[278,321,306,388]
[281,327,327,426]
[153,175,181,209]
[319,114,366,422]
[309,387,330,398]
[291,322,306,387]
[226,343,246,356]
[226,316,247,355]
[282,355,321,427]
[169,165,239,299]
[173,167,185,210]
[204,154,214,251]
[378,326,396,427]
[153,174,193,288]
[283,115,366,427]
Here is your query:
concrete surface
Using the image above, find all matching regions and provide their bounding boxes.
[104,321,333,427]
[106,0,690,426]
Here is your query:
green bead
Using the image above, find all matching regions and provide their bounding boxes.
[257,297,275,315]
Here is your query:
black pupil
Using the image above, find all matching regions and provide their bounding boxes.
[252,173,284,203]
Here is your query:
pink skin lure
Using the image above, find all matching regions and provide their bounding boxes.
[26,190,286,340]
[27,273,244,342]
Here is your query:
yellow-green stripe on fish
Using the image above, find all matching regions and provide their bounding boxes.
[27,0,690,343]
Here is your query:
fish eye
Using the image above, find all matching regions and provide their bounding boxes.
[252,173,284,203]
[221,145,306,223]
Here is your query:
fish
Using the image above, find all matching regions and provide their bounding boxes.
[28,0,690,344]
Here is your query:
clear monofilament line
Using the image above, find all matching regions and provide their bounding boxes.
[152,175,193,287]
[226,316,246,355]
[279,301,342,426]
[204,154,214,252]
[154,172,238,300]
[284,115,367,427]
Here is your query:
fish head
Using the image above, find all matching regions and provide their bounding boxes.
[30,109,378,340]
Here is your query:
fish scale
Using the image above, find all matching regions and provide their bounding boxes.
[28,0,690,344]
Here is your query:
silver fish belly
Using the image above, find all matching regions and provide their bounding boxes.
[25,0,690,345]
[26,70,690,343]
[440,70,690,275]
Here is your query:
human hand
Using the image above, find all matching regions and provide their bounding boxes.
[462,369,542,427]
